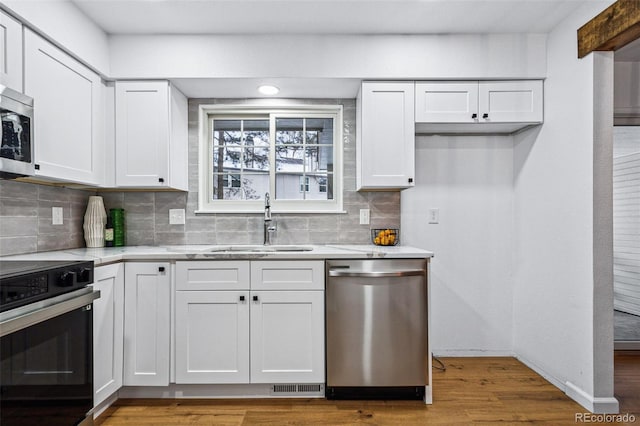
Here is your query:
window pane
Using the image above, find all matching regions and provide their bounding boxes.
[275,172,305,200]
[306,118,333,145]
[306,174,333,200]
[213,120,241,146]
[276,118,303,145]
[244,120,270,148]
[213,173,269,200]
[213,146,242,171]
[275,145,304,173]
[244,147,270,171]
[305,146,333,172]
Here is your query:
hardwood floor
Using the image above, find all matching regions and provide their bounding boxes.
[96,356,639,425]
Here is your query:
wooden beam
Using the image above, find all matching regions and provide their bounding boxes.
[578,0,640,58]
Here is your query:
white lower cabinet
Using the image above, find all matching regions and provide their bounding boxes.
[175,290,250,384]
[123,262,170,386]
[250,290,325,383]
[92,263,124,407]
[174,260,325,385]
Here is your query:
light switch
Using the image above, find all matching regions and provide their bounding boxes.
[359,209,370,225]
[428,208,439,224]
[52,207,63,225]
[169,209,186,225]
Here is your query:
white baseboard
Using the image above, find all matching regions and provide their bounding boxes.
[565,381,619,414]
[432,349,514,357]
[614,341,640,350]
[516,355,619,414]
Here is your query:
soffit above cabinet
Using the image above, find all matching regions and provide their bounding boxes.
[70,0,585,35]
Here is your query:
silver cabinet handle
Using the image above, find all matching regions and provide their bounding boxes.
[328,268,424,278]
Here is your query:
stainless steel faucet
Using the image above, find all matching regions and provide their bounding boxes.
[264,192,276,245]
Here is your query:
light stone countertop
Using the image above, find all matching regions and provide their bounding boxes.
[0,244,433,266]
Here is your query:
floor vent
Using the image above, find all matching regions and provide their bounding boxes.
[271,384,324,395]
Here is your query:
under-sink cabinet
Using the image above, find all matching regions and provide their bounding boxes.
[175,260,325,385]
[123,262,171,386]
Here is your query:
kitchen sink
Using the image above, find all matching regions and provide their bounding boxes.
[210,245,314,252]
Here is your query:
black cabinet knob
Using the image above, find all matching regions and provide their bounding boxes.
[158,177,165,183]
[482,113,489,119]
[240,295,245,302]
[158,266,165,272]
[408,177,414,184]
[253,295,258,302]
[471,113,477,119]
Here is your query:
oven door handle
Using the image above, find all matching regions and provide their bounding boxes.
[0,289,100,337]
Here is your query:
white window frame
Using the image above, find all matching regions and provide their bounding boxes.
[197,104,344,214]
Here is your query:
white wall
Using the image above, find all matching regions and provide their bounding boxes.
[108,33,547,80]
[402,136,515,356]
[512,1,617,414]
[1,0,109,75]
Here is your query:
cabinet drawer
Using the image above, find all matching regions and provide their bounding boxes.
[176,261,250,290]
[251,261,324,291]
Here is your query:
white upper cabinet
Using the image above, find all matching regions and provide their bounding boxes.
[414,82,479,123]
[0,10,22,92]
[357,81,415,191]
[24,29,104,185]
[415,80,543,134]
[115,81,188,190]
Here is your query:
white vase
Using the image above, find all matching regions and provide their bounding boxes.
[83,196,107,248]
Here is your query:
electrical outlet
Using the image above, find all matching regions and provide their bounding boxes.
[52,207,63,225]
[169,209,186,225]
[359,208,370,225]
[428,208,439,224]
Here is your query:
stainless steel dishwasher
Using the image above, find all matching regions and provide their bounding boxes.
[325,258,429,400]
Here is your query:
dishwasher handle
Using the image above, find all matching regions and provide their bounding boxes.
[328,268,424,278]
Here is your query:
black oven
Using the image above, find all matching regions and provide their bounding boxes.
[0,85,34,179]
[0,261,99,426]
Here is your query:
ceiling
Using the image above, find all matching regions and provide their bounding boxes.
[72,0,587,35]
[69,0,640,97]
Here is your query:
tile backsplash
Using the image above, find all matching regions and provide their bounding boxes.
[0,180,92,256]
[0,98,400,255]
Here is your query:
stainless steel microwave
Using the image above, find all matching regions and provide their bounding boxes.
[0,85,34,179]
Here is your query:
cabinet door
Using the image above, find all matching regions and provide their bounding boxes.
[115,81,169,187]
[250,291,325,383]
[251,260,324,291]
[478,81,543,123]
[175,291,250,384]
[123,262,170,386]
[357,82,415,190]
[176,261,250,291]
[23,29,104,185]
[0,10,22,91]
[415,82,478,123]
[92,263,124,407]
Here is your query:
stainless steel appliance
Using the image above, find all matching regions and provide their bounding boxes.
[326,258,429,400]
[0,260,99,426]
[0,85,34,179]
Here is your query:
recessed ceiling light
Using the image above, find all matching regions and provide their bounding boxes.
[258,85,280,95]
